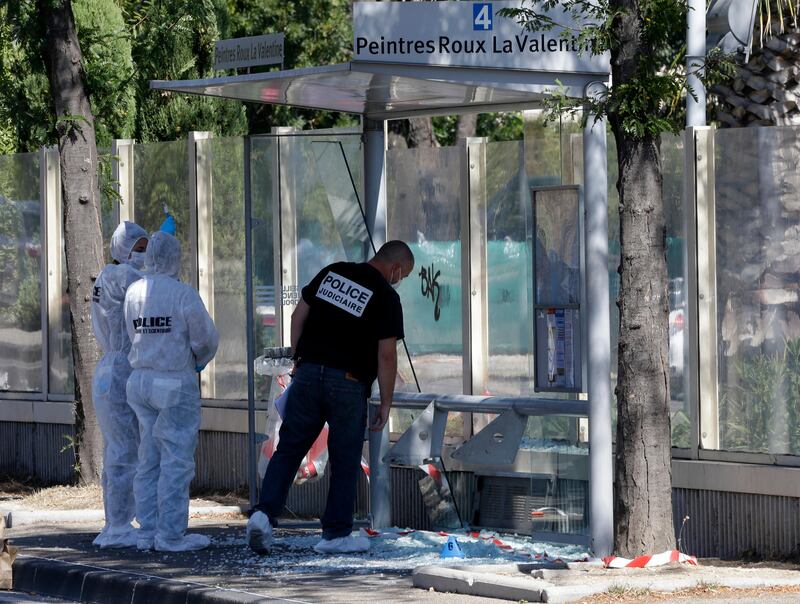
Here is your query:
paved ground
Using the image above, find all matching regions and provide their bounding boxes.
[6,519,800,603]
[6,520,501,603]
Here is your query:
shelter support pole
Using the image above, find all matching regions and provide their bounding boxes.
[363,118,387,250]
[686,0,706,126]
[364,118,391,529]
[584,84,613,557]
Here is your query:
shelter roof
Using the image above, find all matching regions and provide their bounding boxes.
[150,61,606,119]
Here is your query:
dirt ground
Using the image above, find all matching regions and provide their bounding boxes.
[0,480,248,511]
[582,583,800,603]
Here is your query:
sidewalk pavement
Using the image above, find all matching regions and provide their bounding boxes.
[6,519,501,603]
[5,517,800,603]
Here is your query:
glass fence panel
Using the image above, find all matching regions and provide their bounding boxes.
[0,152,42,392]
[202,137,246,400]
[714,126,800,454]
[387,146,463,397]
[133,140,193,283]
[485,141,532,396]
[286,135,367,292]
[250,137,278,404]
[662,134,690,447]
[387,145,463,437]
[567,130,687,446]
[49,148,135,396]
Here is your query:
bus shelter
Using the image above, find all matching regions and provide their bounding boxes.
[151,54,614,554]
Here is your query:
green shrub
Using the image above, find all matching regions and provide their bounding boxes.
[720,338,800,454]
[14,272,40,332]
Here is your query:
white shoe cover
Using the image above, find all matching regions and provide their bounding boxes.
[92,527,138,549]
[313,534,370,554]
[246,511,272,555]
[154,533,210,552]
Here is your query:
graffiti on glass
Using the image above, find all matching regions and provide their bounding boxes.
[419,263,443,321]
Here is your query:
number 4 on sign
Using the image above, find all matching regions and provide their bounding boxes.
[473,3,493,31]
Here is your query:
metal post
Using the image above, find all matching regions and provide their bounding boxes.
[363,117,391,528]
[683,128,701,458]
[188,131,211,290]
[584,83,613,557]
[112,139,135,223]
[40,147,56,400]
[461,138,490,438]
[694,127,719,450]
[686,0,707,126]
[363,118,387,250]
[244,137,259,508]
[195,136,216,399]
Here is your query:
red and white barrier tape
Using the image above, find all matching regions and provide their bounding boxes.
[602,550,698,568]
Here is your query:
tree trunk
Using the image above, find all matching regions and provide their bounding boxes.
[609,0,675,556]
[455,113,477,140]
[40,0,105,484]
[387,117,441,149]
[611,133,674,555]
[407,117,439,148]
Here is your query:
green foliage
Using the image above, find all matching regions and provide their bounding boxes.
[1,0,247,152]
[14,268,41,331]
[2,0,134,151]
[72,0,135,147]
[720,338,800,453]
[226,0,357,132]
[119,0,247,141]
[671,409,690,448]
[0,3,55,152]
[498,1,736,139]
[432,113,526,147]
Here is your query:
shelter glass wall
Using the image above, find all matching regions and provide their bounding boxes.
[714,126,800,454]
[202,137,247,400]
[485,140,533,397]
[661,134,690,447]
[387,145,464,437]
[133,140,194,284]
[387,146,463,395]
[250,137,279,403]
[288,135,367,287]
[564,126,689,448]
[49,148,120,396]
[0,152,42,393]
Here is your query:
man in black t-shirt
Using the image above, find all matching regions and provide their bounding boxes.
[247,241,414,555]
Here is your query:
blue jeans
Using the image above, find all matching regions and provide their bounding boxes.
[256,362,368,539]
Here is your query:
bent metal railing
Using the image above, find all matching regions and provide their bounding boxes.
[367,392,590,545]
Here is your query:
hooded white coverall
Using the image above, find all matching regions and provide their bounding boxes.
[124,232,219,552]
[91,221,148,548]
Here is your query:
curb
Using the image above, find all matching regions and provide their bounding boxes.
[413,566,548,602]
[12,555,291,604]
[413,564,800,603]
[4,506,246,528]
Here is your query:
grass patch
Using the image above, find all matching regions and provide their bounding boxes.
[603,584,654,599]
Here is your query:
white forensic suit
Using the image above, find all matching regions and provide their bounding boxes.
[91,221,148,548]
[124,232,218,552]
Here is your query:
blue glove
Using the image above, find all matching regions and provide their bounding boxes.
[195,363,206,372]
[160,214,176,235]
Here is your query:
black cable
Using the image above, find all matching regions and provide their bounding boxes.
[313,139,422,394]
[438,453,465,529]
